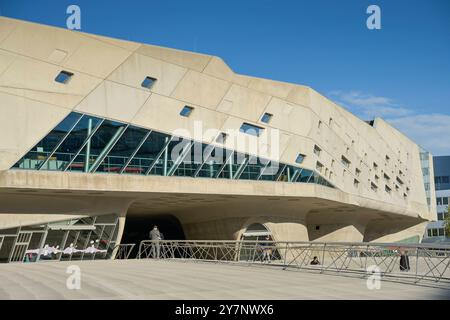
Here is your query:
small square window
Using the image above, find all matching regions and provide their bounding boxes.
[216,132,228,144]
[261,112,273,124]
[295,153,306,164]
[240,123,264,137]
[141,76,157,89]
[180,105,194,117]
[55,70,73,84]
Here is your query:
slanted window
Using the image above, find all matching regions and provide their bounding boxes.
[355,168,361,177]
[354,179,360,188]
[55,70,73,84]
[384,173,391,181]
[240,123,264,137]
[295,153,306,164]
[261,113,273,124]
[371,182,378,192]
[316,161,324,173]
[373,162,378,170]
[216,132,228,144]
[396,176,404,185]
[141,76,157,89]
[341,155,351,168]
[180,105,194,117]
[385,185,391,194]
[313,145,322,156]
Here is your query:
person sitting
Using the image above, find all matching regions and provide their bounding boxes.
[310,256,320,265]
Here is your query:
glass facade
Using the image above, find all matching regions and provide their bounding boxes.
[0,214,119,263]
[13,112,334,188]
[419,148,433,210]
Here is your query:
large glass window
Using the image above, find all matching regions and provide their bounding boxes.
[12,111,335,189]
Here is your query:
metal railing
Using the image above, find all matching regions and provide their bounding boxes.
[113,244,136,260]
[137,240,450,288]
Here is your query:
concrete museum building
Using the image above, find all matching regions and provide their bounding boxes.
[0,17,437,263]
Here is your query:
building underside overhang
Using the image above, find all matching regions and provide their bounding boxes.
[0,170,428,243]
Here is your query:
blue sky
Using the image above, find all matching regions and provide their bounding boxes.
[1,0,449,155]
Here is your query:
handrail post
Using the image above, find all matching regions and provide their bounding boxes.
[415,247,419,283]
[320,243,326,274]
[283,242,288,268]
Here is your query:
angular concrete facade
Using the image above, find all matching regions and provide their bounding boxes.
[0,17,437,262]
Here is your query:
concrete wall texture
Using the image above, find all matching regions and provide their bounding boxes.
[0,17,437,244]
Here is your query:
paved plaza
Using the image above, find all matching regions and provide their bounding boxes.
[0,260,449,300]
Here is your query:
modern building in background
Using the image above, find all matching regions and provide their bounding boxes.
[0,17,436,263]
[423,156,450,243]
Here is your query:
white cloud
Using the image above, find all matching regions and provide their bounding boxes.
[328,90,412,119]
[387,114,450,156]
[328,90,450,156]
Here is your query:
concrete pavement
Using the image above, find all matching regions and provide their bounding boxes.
[0,259,448,299]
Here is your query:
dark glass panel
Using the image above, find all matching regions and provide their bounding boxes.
[0,236,15,263]
[259,161,284,181]
[164,137,192,176]
[298,169,314,183]
[13,112,82,170]
[95,126,148,173]
[173,141,206,177]
[239,156,266,180]
[81,120,127,172]
[196,145,227,178]
[125,131,171,175]
[217,150,244,179]
[53,115,102,172]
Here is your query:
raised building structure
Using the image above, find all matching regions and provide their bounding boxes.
[0,17,436,262]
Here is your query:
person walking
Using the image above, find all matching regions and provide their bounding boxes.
[399,249,410,271]
[261,236,272,263]
[149,225,162,259]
